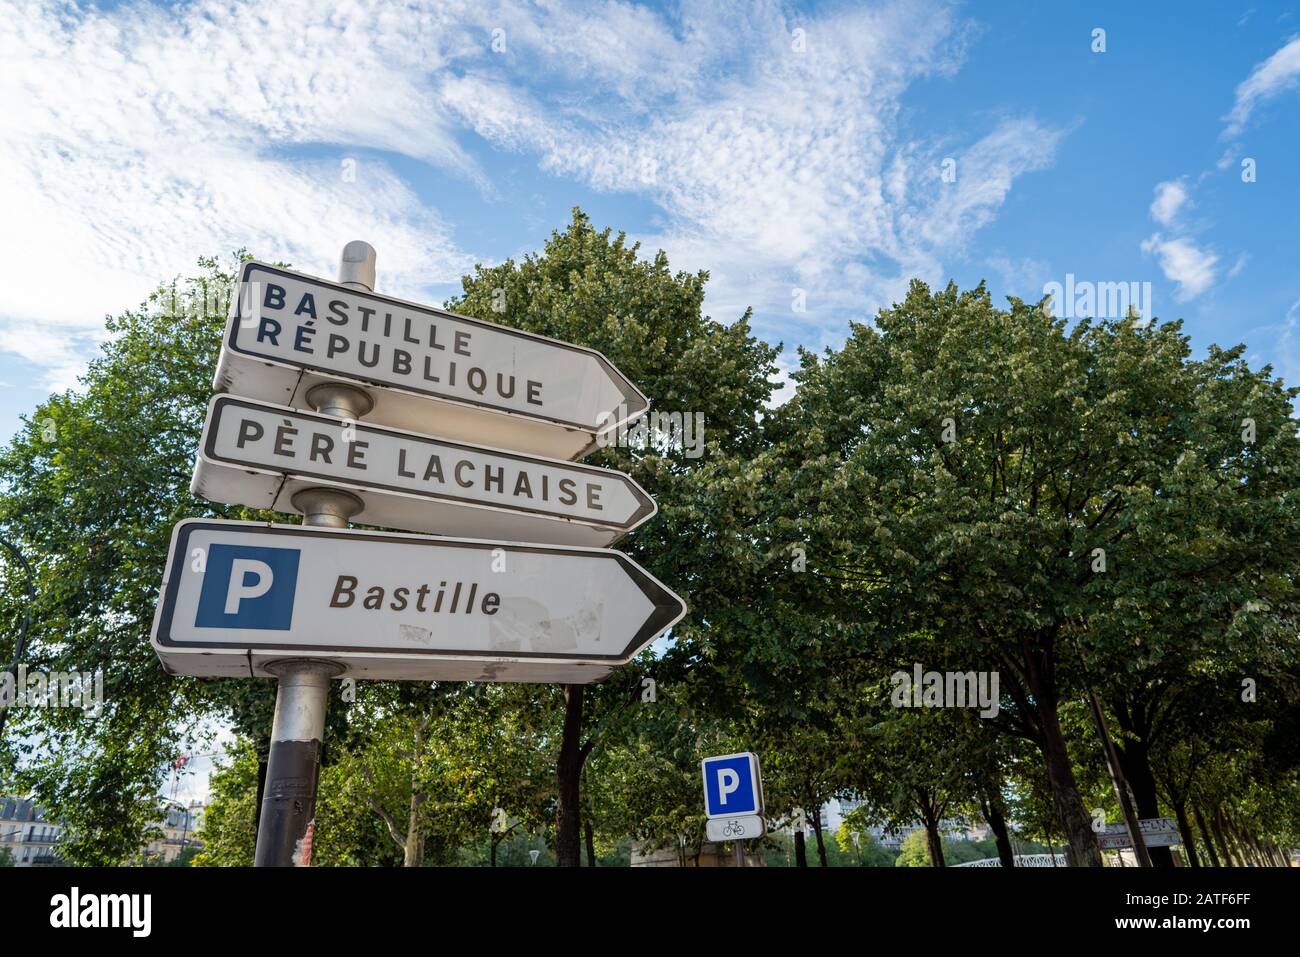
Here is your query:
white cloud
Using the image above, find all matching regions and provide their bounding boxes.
[1150,179,1190,226]
[1140,234,1219,300]
[455,0,1061,341]
[1224,35,1300,137]
[0,0,490,388]
[985,255,1053,300]
[2,0,1061,388]
[1141,35,1300,303]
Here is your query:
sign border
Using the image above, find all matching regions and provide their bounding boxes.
[152,519,686,663]
[701,751,764,819]
[223,261,649,435]
[196,395,657,539]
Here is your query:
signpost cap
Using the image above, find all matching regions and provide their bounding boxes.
[339,241,377,291]
[291,488,365,527]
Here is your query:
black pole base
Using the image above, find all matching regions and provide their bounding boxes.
[254,738,322,867]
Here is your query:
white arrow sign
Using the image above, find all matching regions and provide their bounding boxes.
[151,520,686,683]
[214,262,648,460]
[1096,818,1182,849]
[191,396,656,547]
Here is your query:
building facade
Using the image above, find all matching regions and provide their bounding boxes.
[0,795,64,866]
[2,795,205,865]
[143,801,205,864]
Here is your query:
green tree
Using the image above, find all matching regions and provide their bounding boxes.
[895,829,933,867]
[192,738,260,867]
[831,827,898,867]
[446,208,780,865]
[759,281,1300,865]
[0,255,287,863]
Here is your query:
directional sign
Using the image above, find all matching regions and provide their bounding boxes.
[702,752,764,819]
[1096,818,1181,850]
[191,396,656,547]
[151,520,686,683]
[214,262,648,460]
[705,815,766,843]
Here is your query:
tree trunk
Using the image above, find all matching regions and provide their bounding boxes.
[1222,811,1253,866]
[1210,807,1237,866]
[1192,806,1220,867]
[1233,817,1264,867]
[794,828,807,868]
[490,835,499,868]
[1113,740,1174,868]
[982,795,1016,867]
[1173,803,1199,868]
[403,791,424,867]
[554,684,585,867]
[811,812,828,867]
[1028,675,1102,867]
[922,818,946,868]
[585,818,597,867]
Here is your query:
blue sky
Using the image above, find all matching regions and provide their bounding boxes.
[3,0,1300,449]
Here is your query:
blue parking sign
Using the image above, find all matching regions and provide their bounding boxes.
[194,544,300,630]
[702,752,763,818]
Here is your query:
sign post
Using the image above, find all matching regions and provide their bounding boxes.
[254,241,375,867]
[701,752,765,866]
[156,240,684,868]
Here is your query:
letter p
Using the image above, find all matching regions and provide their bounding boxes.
[717,768,740,804]
[225,559,274,614]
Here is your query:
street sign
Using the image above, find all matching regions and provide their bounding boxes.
[214,261,648,460]
[705,815,766,843]
[191,396,656,547]
[702,752,764,819]
[150,519,686,683]
[1096,817,1181,850]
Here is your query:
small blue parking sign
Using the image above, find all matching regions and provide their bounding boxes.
[702,752,763,818]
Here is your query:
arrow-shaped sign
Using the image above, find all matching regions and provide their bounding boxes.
[191,396,656,547]
[214,261,647,460]
[151,520,686,683]
[1096,818,1181,849]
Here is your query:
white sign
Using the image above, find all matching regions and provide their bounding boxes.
[1096,818,1181,849]
[151,520,686,683]
[192,396,656,547]
[705,815,766,843]
[215,262,648,460]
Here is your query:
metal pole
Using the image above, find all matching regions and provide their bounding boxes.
[253,242,375,867]
[734,840,744,868]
